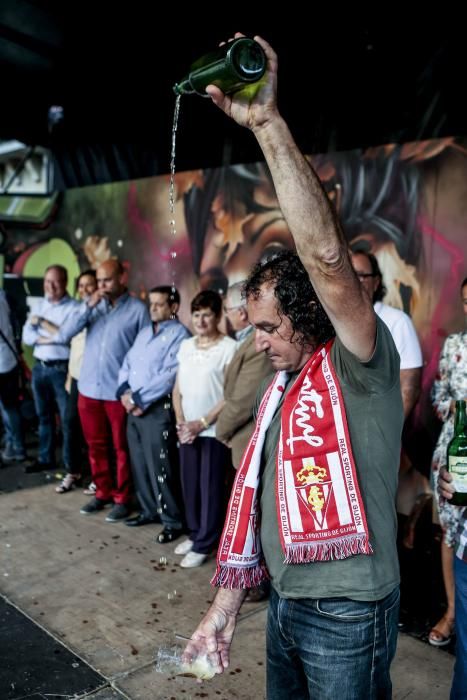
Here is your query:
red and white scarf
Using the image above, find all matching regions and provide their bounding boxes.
[212,340,372,589]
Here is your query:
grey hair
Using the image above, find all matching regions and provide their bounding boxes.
[226,281,247,308]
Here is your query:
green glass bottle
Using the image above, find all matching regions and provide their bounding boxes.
[447,399,467,506]
[173,37,266,97]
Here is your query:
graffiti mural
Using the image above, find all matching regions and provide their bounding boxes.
[1,137,466,480]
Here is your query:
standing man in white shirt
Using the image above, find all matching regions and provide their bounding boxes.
[351,250,422,417]
[22,265,78,472]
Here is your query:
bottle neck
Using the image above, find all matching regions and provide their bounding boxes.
[173,77,194,95]
[454,400,467,435]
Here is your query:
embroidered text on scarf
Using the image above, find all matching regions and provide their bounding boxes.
[212,340,373,589]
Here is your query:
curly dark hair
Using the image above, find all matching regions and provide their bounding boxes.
[243,251,335,347]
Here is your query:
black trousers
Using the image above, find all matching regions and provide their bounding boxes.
[179,437,230,554]
[127,396,183,529]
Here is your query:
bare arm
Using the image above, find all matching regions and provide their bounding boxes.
[203,398,226,427]
[187,587,247,673]
[206,34,375,361]
[431,337,455,421]
[254,118,374,360]
[400,367,422,418]
[172,375,185,424]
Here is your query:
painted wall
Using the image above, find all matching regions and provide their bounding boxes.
[1,137,466,480]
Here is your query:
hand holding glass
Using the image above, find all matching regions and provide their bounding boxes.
[154,636,216,680]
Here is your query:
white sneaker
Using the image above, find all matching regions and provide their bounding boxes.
[180,551,207,568]
[174,538,194,555]
[83,481,96,496]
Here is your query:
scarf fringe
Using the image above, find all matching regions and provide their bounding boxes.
[284,535,373,564]
[211,562,269,590]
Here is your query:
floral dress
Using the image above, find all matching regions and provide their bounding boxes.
[431,330,467,546]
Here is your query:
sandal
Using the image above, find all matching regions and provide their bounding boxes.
[428,615,455,647]
[55,474,81,494]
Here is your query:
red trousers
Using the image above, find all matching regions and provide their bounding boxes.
[78,393,132,504]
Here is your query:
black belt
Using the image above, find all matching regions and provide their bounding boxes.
[37,359,68,367]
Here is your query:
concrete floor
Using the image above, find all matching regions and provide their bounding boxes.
[0,477,456,700]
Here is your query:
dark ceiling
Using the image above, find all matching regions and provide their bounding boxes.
[0,2,464,188]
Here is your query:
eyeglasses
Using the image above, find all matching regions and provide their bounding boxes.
[356,272,376,280]
[223,305,242,313]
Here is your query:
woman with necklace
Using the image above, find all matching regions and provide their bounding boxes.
[173,289,236,568]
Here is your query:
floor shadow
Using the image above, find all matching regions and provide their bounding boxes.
[397,508,456,655]
[0,596,106,699]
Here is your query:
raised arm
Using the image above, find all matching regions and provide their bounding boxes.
[206,34,375,360]
[54,301,96,344]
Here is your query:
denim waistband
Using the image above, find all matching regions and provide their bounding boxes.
[36,359,68,367]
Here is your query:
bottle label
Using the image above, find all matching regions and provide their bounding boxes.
[448,456,467,492]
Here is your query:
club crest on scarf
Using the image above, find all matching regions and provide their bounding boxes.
[297,462,327,510]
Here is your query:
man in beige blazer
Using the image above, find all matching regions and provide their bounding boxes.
[216,282,272,469]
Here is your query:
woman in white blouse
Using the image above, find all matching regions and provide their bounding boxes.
[173,290,236,568]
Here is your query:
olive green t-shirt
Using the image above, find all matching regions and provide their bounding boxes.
[259,317,403,601]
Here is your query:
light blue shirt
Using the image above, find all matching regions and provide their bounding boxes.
[235,324,253,344]
[57,292,150,400]
[22,294,79,361]
[117,319,191,410]
[0,291,17,373]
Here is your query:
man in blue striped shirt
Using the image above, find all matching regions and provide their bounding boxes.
[117,286,190,542]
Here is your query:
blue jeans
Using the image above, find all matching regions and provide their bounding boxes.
[451,556,467,699]
[31,362,70,467]
[0,398,25,457]
[0,366,26,458]
[266,586,400,700]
